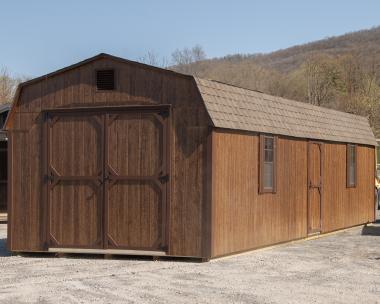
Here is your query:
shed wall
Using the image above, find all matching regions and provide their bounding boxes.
[210,130,308,257]
[8,58,211,258]
[322,143,375,232]
[211,129,375,258]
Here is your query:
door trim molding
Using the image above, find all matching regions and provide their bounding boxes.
[307,141,324,235]
[41,104,171,115]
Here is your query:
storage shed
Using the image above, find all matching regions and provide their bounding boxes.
[5,53,377,260]
[0,103,10,215]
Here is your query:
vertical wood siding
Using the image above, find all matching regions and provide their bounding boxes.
[322,143,375,232]
[211,130,308,257]
[211,130,375,258]
[9,58,210,257]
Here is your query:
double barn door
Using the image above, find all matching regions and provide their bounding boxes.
[45,106,169,251]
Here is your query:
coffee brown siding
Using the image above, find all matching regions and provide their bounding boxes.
[322,143,375,232]
[8,58,211,257]
[211,130,308,257]
[211,130,375,258]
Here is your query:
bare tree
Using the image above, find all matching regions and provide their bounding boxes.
[0,67,19,104]
[304,55,339,106]
[171,47,194,66]
[190,44,206,62]
[171,45,207,73]
[138,50,169,68]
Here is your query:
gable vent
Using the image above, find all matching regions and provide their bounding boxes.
[96,69,115,91]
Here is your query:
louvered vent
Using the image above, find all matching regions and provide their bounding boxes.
[96,69,115,90]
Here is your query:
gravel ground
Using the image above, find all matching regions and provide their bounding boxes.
[0,223,379,304]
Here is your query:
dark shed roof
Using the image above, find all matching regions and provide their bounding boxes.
[195,77,376,146]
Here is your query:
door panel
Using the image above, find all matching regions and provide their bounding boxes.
[49,182,102,247]
[308,142,323,234]
[47,114,103,248]
[107,113,163,176]
[107,182,162,248]
[105,111,167,250]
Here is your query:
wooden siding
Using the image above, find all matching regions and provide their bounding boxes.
[211,130,308,257]
[8,58,211,258]
[322,143,375,232]
[211,130,375,258]
[0,141,7,212]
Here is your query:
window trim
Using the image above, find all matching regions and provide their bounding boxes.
[259,134,277,194]
[346,144,357,188]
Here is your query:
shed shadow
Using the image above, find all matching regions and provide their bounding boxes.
[0,238,11,257]
[362,225,380,236]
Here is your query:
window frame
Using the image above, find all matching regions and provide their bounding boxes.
[346,144,357,188]
[259,134,277,194]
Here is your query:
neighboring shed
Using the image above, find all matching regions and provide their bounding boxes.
[4,54,376,260]
[0,103,10,214]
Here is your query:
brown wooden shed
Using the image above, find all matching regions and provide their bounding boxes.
[4,53,377,260]
[0,103,10,216]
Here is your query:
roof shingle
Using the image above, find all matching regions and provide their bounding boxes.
[195,77,376,146]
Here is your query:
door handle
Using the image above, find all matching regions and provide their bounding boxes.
[309,182,321,188]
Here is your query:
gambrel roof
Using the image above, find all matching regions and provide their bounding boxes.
[195,77,376,146]
[5,53,376,146]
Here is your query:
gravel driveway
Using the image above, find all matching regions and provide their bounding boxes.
[0,223,379,304]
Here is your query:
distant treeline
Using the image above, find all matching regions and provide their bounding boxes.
[171,27,380,137]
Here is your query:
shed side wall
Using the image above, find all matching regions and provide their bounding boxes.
[322,143,375,232]
[211,130,308,257]
[211,130,375,258]
[9,58,210,258]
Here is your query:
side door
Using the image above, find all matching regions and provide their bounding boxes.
[308,141,323,235]
[104,107,169,251]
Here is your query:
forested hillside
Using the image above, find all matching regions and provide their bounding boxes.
[172,27,380,136]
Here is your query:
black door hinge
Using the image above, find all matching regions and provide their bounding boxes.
[158,174,169,184]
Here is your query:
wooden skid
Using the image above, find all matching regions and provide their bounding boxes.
[48,248,167,256]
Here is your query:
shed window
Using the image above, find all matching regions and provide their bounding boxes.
[96,69,115,91]
[260,135,277,193]
[347,144,357,187]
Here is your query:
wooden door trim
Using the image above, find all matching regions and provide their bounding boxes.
[307,141,324,235]
[41,104,171,115]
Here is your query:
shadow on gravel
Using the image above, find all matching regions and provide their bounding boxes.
[362,225,380,236]
[0,238,11,257]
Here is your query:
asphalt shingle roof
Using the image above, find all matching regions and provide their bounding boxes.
[195,77,376,146]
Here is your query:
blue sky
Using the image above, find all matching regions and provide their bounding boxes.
[1,0,379,77]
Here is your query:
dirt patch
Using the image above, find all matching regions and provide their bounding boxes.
[0,224,379,303]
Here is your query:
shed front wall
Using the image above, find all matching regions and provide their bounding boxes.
[211,129,375,258]
[8,58,211,258]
